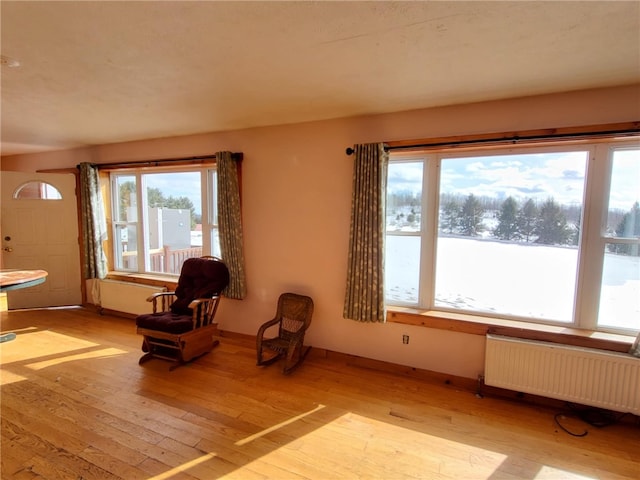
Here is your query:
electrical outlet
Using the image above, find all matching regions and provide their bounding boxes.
[402,334,409,344]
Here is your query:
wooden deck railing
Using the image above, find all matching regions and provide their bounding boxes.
[122,246,203,274]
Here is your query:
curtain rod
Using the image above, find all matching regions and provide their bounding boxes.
[79,152,243,170]
[344,126,640,155]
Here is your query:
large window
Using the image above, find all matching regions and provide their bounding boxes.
[386,140,639,334]
[110,167,219,275]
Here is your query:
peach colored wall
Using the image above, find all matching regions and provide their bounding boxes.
[2,85,639,379]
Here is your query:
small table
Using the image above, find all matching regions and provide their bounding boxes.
[0,269,48,292]
[0,269,48,342]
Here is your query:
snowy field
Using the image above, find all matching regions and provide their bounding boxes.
[386,236,640,331]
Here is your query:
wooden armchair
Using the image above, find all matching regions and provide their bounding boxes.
[256,292,314,374]
[135,256,229,370]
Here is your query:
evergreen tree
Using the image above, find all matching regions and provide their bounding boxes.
[517,198,538,242]
[494,196,519,240]
[612,202,640,256]
[459,194,484,236]
[440,199,460,233]
[535,198,571,245]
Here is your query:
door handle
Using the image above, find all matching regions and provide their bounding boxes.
[3,247,13,252]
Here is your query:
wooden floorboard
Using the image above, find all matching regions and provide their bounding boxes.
[1,307,639,480]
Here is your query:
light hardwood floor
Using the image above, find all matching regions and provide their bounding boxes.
[1,307,638,480]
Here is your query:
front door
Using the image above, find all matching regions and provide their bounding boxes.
[1,171,82,308]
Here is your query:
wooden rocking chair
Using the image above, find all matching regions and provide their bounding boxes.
[135,256,229,370]
[256,292,314,374]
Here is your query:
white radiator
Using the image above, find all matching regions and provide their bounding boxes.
[485,334,640,414]
[99,280,166,315]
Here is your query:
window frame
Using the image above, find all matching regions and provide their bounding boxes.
[386,138,640,335]
[108,164,219,276]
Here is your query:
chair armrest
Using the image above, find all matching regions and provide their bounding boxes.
[257,317,281,338]
[146,291,175,302]
[187,297,210,309]
[188,296,222,328]
[146,291,176,313]
[187,296,221,312]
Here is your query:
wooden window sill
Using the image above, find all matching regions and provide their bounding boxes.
[105,272,178,290]
[387,307,635,353]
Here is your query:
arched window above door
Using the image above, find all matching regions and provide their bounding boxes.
[14,181,62,200]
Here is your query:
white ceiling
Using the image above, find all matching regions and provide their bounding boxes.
[1,1,639,156]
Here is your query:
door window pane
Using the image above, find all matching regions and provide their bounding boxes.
[14,181,62,199]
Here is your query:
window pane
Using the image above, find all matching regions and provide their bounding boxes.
[211,227,221,258]
[114,224,137,271]
[435,151,587,322]
[209,170,220,257]
[385,235,420,304]
[113,175,137,270]
[114,175,136,222]
[607,149,639,238]
[387,162,422,232]
[598,244,640,330]
[143,172,202,274]
[600,149,640,330]
[386,161,423,304]
[435,237,578,320]
[110,168,222,275]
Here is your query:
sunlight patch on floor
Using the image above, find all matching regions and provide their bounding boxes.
[1,329,100,363]
[533,465,597,479]
[0,370,27,385]
[232,411,510,478]
[147,453,218,480]
[235,404,327,446]
[0,329,128,370]
[230,411,602,479]
[26,346,127,370]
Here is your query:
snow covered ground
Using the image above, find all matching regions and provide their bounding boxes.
[386,236,639,331]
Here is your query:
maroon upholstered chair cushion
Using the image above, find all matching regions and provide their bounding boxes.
[170,257,229,315]
[136,312,195,334]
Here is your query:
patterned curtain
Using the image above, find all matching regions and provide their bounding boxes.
[217,151,247,299]
[79,163,108,279]
[344,143,389,322]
